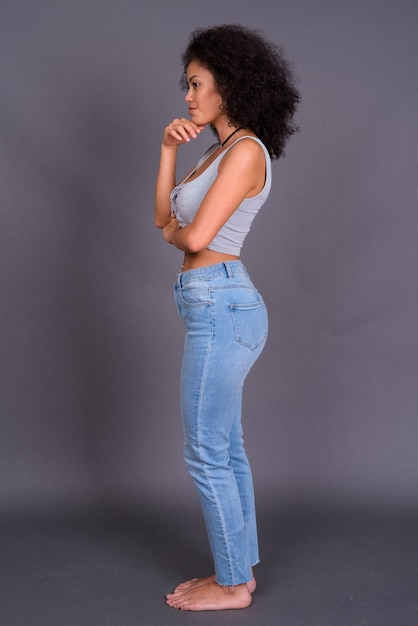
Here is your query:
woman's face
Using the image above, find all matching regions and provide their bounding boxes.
[185,61,225,127]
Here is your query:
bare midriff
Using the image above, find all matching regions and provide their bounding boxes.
[181,249,239,272]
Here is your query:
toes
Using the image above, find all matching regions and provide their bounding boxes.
[165,597,181,609]
[166,588,188,609]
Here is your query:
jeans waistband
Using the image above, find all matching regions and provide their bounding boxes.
[176,261,248,286]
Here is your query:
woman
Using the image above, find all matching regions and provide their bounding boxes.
[155,24,300,611]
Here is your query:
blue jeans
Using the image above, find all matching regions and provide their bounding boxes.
[173,261,268,586]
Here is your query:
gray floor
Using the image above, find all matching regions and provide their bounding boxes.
[1,500,417,626]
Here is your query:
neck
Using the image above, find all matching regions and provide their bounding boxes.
[220,126,243,148]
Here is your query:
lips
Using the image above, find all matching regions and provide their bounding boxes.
[188,108,197,115]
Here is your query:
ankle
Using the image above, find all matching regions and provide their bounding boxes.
[216,582,250,593]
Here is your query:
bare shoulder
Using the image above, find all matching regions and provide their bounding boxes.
[219,137,265,170]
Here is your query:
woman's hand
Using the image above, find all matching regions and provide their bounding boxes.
[162,118,205,149]
[162,216,181,244]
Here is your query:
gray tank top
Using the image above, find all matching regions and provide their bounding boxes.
[170,136,272,256]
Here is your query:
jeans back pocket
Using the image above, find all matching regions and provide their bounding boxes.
[230,300,268,350]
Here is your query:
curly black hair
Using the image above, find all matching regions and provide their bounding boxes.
[181,24,300,159]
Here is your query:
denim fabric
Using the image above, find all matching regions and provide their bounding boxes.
[173,261,268,586]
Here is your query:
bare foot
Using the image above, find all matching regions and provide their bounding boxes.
[175,573,256,594]
[166,581,252,611]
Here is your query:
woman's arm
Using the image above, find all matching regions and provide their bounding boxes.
[154,118,205,229]
[163,138,265,252]
[154,144,177,229]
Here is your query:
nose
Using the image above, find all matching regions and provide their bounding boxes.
[185,86,193,103]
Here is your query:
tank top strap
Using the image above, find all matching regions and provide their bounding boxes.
[179,143,219,184]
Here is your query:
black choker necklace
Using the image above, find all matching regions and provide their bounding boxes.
[220,127,243,148]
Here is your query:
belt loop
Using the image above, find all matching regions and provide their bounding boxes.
[224,261,232,279]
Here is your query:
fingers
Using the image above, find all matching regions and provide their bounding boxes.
[163,118,205,147]
[168,216,180,228]
[162,216,180,244]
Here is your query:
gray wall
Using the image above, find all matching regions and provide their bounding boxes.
[1,0,417,512]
